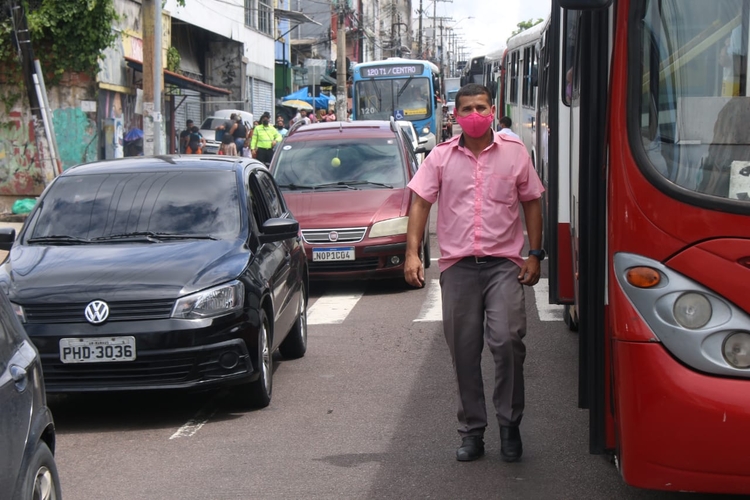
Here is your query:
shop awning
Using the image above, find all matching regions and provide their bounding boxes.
[125,57,231,97]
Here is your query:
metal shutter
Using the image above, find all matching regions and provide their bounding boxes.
[251,79,274,119]
[174,91,202,128]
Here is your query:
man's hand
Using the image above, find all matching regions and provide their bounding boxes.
[518,256,541,286]
[404,253,424,287]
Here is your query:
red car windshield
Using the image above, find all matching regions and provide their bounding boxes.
[273,138,406,188]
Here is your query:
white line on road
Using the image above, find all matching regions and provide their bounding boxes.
[170,403,218,440]
[308,292,364,325]
[414,279,442,322]
[534,279,564,321]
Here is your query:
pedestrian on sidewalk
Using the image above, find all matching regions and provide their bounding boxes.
[404,83,544,463]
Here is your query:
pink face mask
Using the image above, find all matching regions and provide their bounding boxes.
[456,112,494,138]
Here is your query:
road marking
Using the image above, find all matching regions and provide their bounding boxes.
[414,279,442,322]
[308,292,364,325]
[534,279,564,321]
[170,402,218,440]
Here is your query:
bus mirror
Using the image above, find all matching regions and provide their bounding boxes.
[558,0,612,9]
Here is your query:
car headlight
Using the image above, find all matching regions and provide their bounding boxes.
[723,332,750,369]
[172,281,244,319]
[11,303,25,323]
[673,292,712,329]
[369,217,409,238]
[421,127,430,135]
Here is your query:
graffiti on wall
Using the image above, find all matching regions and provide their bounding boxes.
[0,112,45,196]
[52,107,98,170]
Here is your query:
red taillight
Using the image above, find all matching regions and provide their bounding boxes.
[739,256,750,269]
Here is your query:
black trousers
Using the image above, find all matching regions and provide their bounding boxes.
[256,147,273,165]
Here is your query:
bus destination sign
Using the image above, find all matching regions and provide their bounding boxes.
[362,64,424,78]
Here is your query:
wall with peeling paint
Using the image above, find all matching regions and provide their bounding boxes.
[52,107,98,169]
[0,111,45,197]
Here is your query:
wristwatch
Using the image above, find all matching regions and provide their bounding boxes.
[528,249,546,261]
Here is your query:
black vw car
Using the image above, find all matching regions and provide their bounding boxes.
[0,156,308,408]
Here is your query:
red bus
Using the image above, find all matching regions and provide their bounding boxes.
[538,0,750,493]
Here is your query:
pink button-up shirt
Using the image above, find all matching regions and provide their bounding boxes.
[408,132,544,272]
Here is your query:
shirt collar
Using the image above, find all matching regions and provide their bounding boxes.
[457,130,499,150]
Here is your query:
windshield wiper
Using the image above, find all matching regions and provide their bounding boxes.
[27,235,92,245]
[278,183,318,191]
[319,180,393,189]
[92,232,216,241]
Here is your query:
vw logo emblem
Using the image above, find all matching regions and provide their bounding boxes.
[85,300,110,324]
[328,231,339,242]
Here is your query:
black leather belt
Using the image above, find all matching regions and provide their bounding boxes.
[461,256,506,264]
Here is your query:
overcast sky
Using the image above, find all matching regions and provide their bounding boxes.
[416,0,551,57]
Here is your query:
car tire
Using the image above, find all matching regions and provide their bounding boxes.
[20,441,62,500]
[237,310,273,408]
[279,287,307,359]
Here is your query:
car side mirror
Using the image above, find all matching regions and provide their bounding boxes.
[259,217,299,244]
[0,227,16,251]
[415,146,427,154]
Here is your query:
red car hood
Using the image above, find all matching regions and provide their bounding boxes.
[284,188,410,228]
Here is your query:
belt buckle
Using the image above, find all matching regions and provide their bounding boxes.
[474,256,487,264]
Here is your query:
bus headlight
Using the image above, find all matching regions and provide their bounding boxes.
[421,127,430,135]
[723,332,750,369]
[673,292,712,329]
[369,217,409,238]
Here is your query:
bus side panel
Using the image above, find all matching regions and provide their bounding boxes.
[614,340,750,494]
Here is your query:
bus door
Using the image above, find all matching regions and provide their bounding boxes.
[565,2,612,454]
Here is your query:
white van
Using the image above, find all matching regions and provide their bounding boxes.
[199,109,254,154]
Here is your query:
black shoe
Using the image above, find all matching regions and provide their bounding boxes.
[500,426,523,462]
[456,436,485,462]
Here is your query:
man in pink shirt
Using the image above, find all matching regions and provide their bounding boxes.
[405,83,544,463]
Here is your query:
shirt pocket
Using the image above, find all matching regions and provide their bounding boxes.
[487,175,517,205]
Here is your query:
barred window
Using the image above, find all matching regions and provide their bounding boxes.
[245,0,256,29]
[258,0,272,35]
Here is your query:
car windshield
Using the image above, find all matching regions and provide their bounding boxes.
[355,77,432,121]
[29,170,241,241]
[273,138,406,188]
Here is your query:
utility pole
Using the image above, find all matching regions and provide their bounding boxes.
[335,1,347,122]
[417,0,423,58]
[142,0,163,155]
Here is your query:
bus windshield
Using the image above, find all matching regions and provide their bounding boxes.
[355,77,432,121]
[637,0,750,205]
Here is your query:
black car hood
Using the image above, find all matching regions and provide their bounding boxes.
[1,240,250,303]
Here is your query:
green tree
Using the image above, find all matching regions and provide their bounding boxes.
[0,0,118,85]
[509,18,544,39]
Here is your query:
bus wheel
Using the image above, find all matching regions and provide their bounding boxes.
[564,305,579,332]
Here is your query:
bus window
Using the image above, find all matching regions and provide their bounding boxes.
[355,77,432,121]
[563,11,579,105]
[637,0,750,203]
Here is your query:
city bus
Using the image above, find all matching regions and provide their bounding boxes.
[351,58,443,154]
[539,0,750,493]
[503,21,545,165]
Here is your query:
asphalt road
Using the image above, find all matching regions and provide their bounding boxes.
[46,170,740,500]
